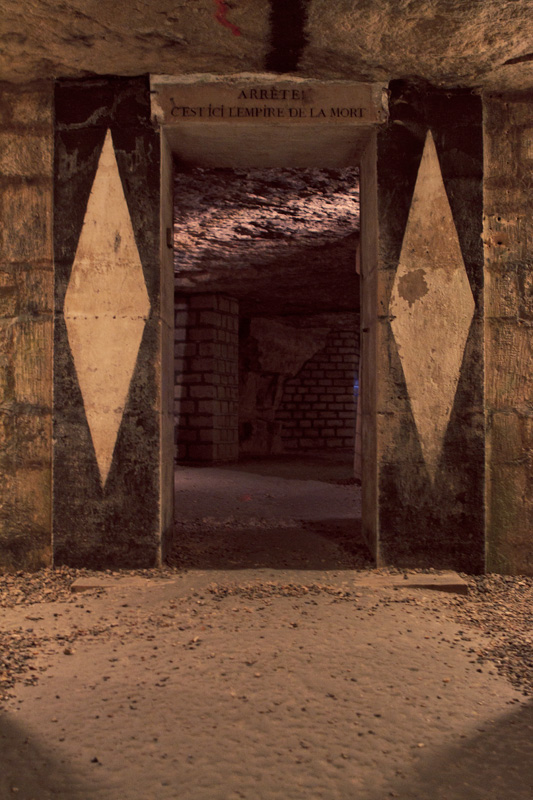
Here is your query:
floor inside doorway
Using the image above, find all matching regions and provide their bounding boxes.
[170,452,371,571]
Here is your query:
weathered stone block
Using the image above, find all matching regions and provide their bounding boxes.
[0,132,52,178]
[0,459,51,571]
[190,357,214,373]
[15,466,51,531]
[488,462,531,570]
[189,385,216,399]
[0,411,14,466]
[16,267,54,315]
[175,377,191,395]
[199,310,222,327]
[174,310,189,329]
[176,428,197,443]
[189,294,217,309]
[485,267,520,319]
[486,319,533,409]
[174,343,197,358]
[489,412,525,465]
[13,318,52,406]
[0,183,53,263]
[197,399,215,414]
[10,90,54,127]
[12,411,51,465]
[178,400,196,415]
[0,270,17,317]
[189,327,214,342]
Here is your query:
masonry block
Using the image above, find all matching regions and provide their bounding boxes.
[175,294,239,464]
[0,81,54,572]
[0,182,53,264]
[0,132,53,178]
[276,318,358,452]
[484,91,533,574]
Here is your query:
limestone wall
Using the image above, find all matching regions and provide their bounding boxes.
[0,83,54,570]
[277,325,358,452]
[175,294,239,463]
[239,313,358,456]
[484,92,533,574]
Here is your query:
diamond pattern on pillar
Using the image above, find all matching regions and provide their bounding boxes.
[64,129,150,486]
[389,130,475,483]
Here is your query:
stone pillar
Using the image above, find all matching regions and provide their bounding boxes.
[484,91,533,575]
[53,77,173,568]
[0,83,54,571]
[360,81,485,572]
[175,294,239,464]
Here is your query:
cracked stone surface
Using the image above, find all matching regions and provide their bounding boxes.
[2,1,533,91]
[174,166,359,315]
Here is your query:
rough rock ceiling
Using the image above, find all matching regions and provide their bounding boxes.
[2,1,533,91]
[173,167,359,316]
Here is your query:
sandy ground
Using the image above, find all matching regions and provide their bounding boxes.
[1,458,532,799]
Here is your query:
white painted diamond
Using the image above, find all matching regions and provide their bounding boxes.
[389,130,475,483]
[64,129,150,486]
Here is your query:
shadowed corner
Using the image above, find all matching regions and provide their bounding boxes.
[0,712,97,799]
[363,701,533,800]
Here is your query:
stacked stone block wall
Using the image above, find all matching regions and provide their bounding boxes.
[175,294,239,463]
[484,91,533,574]
[276,325,359,451]
[0,82,54,570]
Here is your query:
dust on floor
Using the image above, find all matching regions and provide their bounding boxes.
[0,457,532,799]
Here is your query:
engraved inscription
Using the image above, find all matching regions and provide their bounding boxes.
[151,80,386,126]
[170,96,368,121]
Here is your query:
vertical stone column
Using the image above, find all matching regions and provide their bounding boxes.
[53,77,173,567]
[484,92,533,575]
[0,82,54,570]
[361,81,485,571]
[175,294,239,464]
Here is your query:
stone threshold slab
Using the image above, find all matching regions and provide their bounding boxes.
[356,572,469,594]
[71,570,468,595]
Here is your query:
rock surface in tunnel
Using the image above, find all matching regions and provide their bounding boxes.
[2,1,533,92]
[173,166,359,315]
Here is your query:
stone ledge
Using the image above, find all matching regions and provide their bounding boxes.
[355,572,469,595]
[71,570,468,595]
[71,576,160,592]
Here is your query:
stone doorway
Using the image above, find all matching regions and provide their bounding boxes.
[49,75,490,573]
[170,163,363,567]
[155,77,378,564]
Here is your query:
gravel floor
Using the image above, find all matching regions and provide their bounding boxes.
[1,566,532,704]
[1,462,532,798]
[1,567,532,800]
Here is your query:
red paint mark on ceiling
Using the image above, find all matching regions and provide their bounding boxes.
[214,0,242,36]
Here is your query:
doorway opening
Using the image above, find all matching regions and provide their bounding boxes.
[169,162,368,570]
[160,115,373,570]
